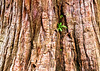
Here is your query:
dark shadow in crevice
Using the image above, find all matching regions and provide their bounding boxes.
[74,37,82,71]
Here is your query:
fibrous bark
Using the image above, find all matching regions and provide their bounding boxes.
[0,0,99,71]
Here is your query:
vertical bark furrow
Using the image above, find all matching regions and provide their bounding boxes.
[63,35,76,71]
[34,0,57,71]
[0,0,100,71]
[62,0,77,71]
[80,0,98,70]
[3,1,17,71]
[13,0,32,70]
[97,0,100,29]
[90,0,100,44]
[90,0,100,70]
[0,0,5,34]
[73,0,83,70]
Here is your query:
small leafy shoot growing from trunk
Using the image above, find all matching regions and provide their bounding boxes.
[57,22,68,32]
[60,15,63,19]
[57,15,68,32]
[60,49,62,51]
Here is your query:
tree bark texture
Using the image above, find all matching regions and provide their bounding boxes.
[0,0,100,71]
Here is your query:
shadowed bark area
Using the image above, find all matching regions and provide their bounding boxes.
[97,0,100,29]
[0,0,99,71]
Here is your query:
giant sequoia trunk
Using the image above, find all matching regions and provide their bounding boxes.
[0,0,100,71]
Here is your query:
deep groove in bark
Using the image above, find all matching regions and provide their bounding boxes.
[1,0,5,34]
[1,25,11,71]
[59,2,65,71]
[56,1,65,71]
[90,2,100,70]
[90,2,100,54]
[74,34,81,71]
[80,0,93,70]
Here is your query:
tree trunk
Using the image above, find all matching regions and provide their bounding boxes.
[0,0,99,71]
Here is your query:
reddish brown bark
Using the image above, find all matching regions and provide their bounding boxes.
[0,0,99,71]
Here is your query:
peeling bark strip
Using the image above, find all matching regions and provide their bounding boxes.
[0,0,100,71]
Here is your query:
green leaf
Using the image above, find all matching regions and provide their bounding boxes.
[60,49,62,51]
[59,28,62,31]
[60,22,62,26]
[61,25,68,28]
[60,15,63,18]
[58,24,60,28]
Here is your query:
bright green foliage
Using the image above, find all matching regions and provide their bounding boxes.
[57,22,68,32]
[60,49,62,51]
[60,15,63,18]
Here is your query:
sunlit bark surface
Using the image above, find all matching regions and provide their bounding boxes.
[0,0,99,71]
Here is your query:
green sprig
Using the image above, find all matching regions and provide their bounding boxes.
[57,22,68,32]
